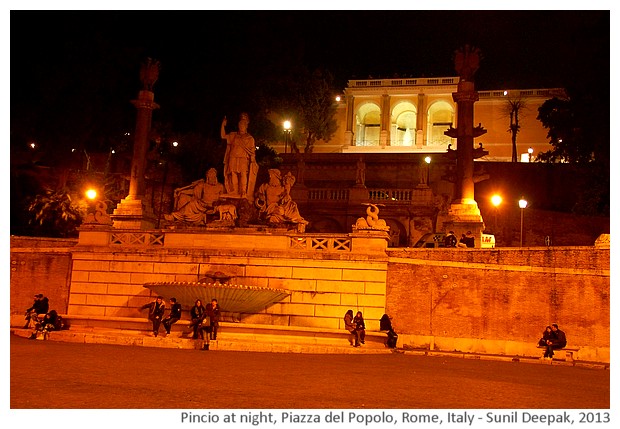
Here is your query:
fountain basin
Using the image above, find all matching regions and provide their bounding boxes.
[143,281,290,314]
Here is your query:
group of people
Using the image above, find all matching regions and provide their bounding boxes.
[24,293,63,340]
[344,310,366,347]
[444,230,475,248]
[343,311,399,349]
[538,323,567,359]
[140,296,220,347]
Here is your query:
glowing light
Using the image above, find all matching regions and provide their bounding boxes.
[283,120,291,131]
[491,194,502,207]
[519,198,528,209]
[172,141,179,147]
[29,142,36,149]
[86,189,97,200]
[335,95,341,102]
[424,156,431,164]
[503,90,508,96]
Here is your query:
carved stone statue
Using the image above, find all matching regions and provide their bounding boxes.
[355,157,366,187]
[354,203,390,231]
[453,45,481,82]
[255,169,308,232]
[221,113,258,199]
[140,57,160,91]
[164,168,224,224]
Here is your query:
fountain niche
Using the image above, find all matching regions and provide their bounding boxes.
[143,271,290,319]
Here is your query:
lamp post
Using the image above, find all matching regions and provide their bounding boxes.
[519,197,528,247]
[424,156,431,184]
[283,120,292,154]
[528,147,533,162]
[491,194,502,234]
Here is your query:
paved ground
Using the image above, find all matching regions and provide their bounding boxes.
[9,333,609,411]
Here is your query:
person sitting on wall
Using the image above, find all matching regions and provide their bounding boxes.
[538,325,555,348]
[344,309,360,347]
[188,299,206,340]
[353,311,366,345]
[380,314,399,349]
[162,297,182,335]
[543,323,567,360]
[24,293,49,329]
[30,309,63,340]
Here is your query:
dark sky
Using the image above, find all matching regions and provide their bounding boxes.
[9,10,610,146]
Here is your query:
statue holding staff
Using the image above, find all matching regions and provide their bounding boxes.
[221,113,258,200]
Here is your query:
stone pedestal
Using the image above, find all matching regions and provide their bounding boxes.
[443,200,485,247]
[111,198,157,230]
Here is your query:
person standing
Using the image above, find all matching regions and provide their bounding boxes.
[544,323,567,359]
[140,296,166,337]
[162,297,182,335]
[444,231,457,247]
[206,298,221,341]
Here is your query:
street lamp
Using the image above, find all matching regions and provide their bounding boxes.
[86,189,97,200]
[519,197,528,247]
[424,156,431,184]
[491,194,502,233]
[283,120,292,154]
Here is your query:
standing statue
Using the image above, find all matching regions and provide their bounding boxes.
[164,168,224,224]
[221,113,258,199]
[453,44,481,82]
[140,57,160,91]
[355,157,366,187]
[255,169,308,232]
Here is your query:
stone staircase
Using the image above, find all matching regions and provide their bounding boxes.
[11,314,395,354]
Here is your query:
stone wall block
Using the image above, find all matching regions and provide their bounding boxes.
[316,280,364,293]
[110,261,155,273]
[292,267,342,281]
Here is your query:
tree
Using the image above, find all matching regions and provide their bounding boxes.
[295,69,338,154]
[536,97,594,163]
[27,189,88,238]
[536,94,609,215]
[503,97,527,162]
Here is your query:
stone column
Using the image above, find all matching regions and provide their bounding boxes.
[416,93,426,147]
[380,94,390,146]
[111,59,160,230]
[344,94,355,146]
[442,46,487,244]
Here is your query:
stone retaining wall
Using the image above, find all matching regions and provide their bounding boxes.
[9,234,610,362]
[386,247,610,362]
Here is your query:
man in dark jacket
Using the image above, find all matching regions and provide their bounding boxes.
[24,294,49,329]
[206,298,221,340]
[140,296,166,337]
[444,231,457,248]
[544,323,567,359]
[162,297,182,335]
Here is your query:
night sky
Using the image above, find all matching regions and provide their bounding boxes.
[9,9,611,151]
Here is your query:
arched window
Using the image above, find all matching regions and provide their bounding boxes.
[426,101,455,148]
[355,103,381,146]
[391,102,417,146]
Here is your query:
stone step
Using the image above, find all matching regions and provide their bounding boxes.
[11,313,394,354]
[11,327,394,354]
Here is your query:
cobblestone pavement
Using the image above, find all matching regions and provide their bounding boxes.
[9,333,609,411]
